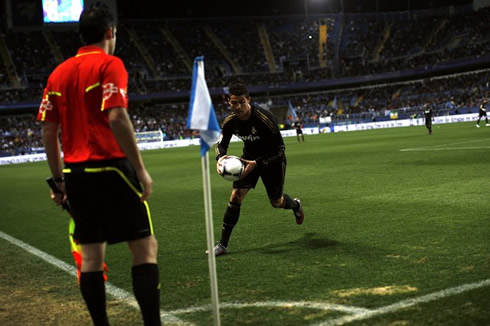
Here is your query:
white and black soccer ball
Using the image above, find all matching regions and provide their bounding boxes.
[220,156,244,182]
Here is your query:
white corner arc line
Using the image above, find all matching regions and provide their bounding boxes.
[314,278,490,326]
[167,301,372,316]
[0,230,187,325]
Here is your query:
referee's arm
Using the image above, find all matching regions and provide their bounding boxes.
[42,121,65,206]
[108,107,153,202]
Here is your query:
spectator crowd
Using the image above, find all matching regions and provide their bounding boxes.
[1,4,489,156]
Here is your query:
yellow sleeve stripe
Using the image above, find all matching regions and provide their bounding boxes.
[76,51,103,57]
[63,167,154,235]
[256,110,276,132]
[40,91,61,121]
[85,82,100,93]
[222,113,235,126]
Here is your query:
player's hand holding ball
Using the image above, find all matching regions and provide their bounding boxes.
[217,155,228,175]
[239,158,257,179]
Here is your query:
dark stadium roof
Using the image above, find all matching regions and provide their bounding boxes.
[117,0,473,18]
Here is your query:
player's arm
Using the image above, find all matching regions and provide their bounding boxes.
[239,158,257,179]
[108,107,152,202]
[255,144,285,167]
[215,133,231,174]
[41,121,66,206]
[254,110,285,166]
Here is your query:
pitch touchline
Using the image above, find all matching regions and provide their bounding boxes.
[0,230,186,325]
[401,146,490,151]
[400,138,490,152]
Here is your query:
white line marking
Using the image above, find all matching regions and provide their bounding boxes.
[167,301,371,316]
[401,146,490,152]
[0,230,186,325]
[314,278,490,326]
[400,138,490,152]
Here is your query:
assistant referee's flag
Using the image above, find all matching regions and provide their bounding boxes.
[186,56,221,326]
[186,56,221,157]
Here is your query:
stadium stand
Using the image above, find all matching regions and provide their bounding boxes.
[1,4,490,156]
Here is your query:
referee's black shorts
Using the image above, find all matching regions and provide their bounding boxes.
[233,156,286,201]
[63,158,154,245]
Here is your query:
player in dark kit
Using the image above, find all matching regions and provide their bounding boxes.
[476,100,489,128]
[38,7,161,326]
[293,118,305,142]
[209,83,304,256]
[423,104,433,135]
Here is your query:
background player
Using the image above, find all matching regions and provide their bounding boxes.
[423,103,433,135]
[293,117,305,142]
[210,83,304,256]
[476,100,488,127]
[38,7,161,325]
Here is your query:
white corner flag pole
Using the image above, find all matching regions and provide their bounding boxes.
[201,151,221,326]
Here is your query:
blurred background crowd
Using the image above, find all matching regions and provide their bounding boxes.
[0,1,489,156]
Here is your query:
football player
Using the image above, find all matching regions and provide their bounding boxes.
[476,100,489,128]
[293,118,305,142]
[210,83,304,256]
[423,103,433,135]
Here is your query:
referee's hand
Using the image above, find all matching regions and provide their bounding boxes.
[136,168,153,202]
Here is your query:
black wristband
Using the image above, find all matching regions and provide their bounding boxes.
[54,176,64,182]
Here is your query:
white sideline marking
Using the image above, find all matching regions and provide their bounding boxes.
[401,146,490,152]
[400,138,490,152]
[314,278,490,326]
[0,230,186,325]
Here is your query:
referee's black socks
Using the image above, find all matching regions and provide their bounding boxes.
[282,193,299,210]
[132,263,162,326]
[80,271,109,326]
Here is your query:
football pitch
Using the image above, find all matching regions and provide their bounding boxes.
[1,121,489,325]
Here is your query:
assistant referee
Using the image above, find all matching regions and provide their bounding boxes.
[38,7,161,326]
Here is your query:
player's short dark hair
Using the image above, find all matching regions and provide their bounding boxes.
[79,6,116,45]
[229,83,249,97]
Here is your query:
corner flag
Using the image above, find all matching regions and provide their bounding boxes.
[186,56,221,156]
[186,56,222,326]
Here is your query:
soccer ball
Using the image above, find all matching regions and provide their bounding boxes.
[220,156,244,182]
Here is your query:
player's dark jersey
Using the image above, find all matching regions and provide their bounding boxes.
[479,103,487,116]
[216,104,285,166]
[424,107,433,119]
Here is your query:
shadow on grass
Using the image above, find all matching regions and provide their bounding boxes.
[234,232,339,255]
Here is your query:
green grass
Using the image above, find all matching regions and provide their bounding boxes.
[1,122,489,325]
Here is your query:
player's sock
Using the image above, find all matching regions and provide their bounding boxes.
[220,202,241,247]
[132,263,161,326]
[282,193,299,210]
[80,271,109,326]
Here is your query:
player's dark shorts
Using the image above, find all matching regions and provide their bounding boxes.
[479,111,487,118]
[425,119,432,127]
[296,128,303,135]
[233,156,286,200]
[63,158,154,245]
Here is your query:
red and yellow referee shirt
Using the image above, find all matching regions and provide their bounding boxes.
[37,45,129,163]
